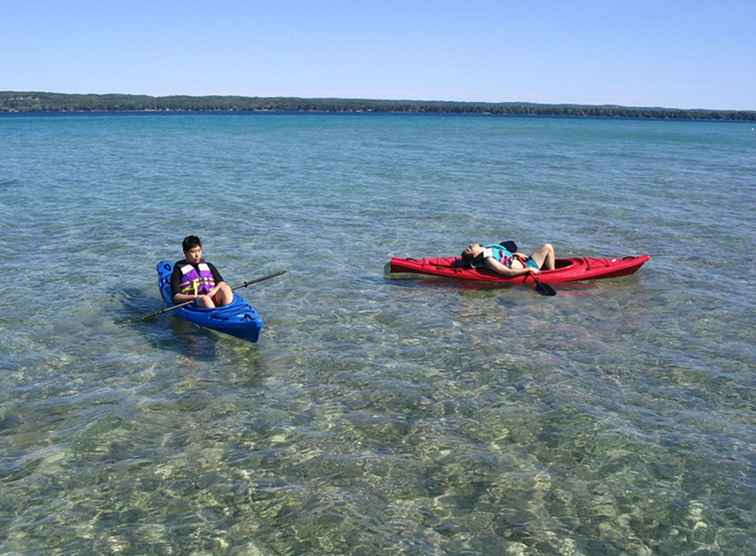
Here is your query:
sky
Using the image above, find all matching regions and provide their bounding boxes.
[2,0,754,110]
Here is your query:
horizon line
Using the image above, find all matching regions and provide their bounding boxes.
[2,90,754,114]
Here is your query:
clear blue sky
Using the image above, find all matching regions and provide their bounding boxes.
[2,0,754,110]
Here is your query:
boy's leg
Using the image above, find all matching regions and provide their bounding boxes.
[530,243,555,270]
[213,283,234,307]
[195,295,216,309]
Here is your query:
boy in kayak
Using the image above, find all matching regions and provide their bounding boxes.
[460,242,556,277]
[170,235,233,308]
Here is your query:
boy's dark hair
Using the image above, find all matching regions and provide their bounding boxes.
[460,251,476,265]
[457,251,482,268]
[182,235,202,252]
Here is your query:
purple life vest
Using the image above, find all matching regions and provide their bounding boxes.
[178,262,216,295]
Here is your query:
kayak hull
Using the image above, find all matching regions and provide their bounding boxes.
[156,261,263,342]
[387,255,651,285]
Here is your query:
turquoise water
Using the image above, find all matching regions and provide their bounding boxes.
[1,113,754,554]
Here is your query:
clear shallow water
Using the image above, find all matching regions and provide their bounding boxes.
[1,113,754,554]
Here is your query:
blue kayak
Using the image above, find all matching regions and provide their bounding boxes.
[156,261,264,342]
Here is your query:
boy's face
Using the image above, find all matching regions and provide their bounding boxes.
[463,243,483,258]
[184,246,203,264]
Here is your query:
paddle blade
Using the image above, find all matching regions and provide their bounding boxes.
[534,279,557,296]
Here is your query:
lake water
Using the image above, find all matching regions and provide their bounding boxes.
[1,113,754,554]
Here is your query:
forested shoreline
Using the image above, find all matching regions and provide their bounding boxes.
[2,91,754,121]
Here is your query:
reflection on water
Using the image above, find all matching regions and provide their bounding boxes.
[1,113,754,554]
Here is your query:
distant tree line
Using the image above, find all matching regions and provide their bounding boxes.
[1,91,754,121]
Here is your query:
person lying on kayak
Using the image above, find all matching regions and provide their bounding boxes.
[460,242,556,277]
[170,235,233,308]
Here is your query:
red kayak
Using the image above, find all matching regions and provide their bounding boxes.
[386,255,651,285]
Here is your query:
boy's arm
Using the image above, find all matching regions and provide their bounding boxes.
[484,257,537,277]
[170,266,186,302]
